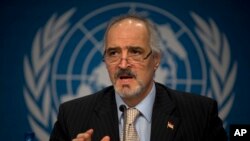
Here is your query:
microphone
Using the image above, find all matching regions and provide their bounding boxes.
[119,104,127,112]
[119,105,127,141]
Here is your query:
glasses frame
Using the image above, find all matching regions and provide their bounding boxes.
[102,49,152,64]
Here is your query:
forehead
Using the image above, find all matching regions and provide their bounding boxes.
[106,18,150,49]
[108,18,148,34]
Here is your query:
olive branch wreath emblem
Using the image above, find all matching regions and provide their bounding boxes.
[23,9,75,140]
[191,13,237,125]
[23,10,237,140]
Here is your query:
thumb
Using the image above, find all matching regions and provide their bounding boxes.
[101,136,110,141]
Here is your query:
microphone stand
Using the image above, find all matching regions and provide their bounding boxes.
[119,105,127,141]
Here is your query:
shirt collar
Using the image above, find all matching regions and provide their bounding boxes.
[115,83,156,123]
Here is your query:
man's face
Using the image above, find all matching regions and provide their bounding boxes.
[105,19,160,103]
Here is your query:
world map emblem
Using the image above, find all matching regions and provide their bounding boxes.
[23,2,237,140]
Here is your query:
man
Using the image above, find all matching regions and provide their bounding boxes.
[50,14,227,141]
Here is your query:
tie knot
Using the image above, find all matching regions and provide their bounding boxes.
[126,108,140,124]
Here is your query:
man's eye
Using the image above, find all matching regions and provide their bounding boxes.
[107,50,119,56]
[130,49,143,55]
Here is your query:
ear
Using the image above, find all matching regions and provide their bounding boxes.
[153,53,161,70]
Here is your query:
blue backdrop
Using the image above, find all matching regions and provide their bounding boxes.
[1,0,250,140]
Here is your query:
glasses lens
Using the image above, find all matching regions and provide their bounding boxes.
[103,50,152,64]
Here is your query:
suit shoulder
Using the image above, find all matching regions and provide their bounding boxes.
[170,88,214,104]
[167,87,217,117]
[156,83,216,111]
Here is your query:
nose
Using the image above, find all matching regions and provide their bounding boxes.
[118,51,131,69]
[118,58,131,69]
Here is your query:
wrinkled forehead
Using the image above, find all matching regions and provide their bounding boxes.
[106,19,150,50]
[103,17,151,51]
[108,19,149,38]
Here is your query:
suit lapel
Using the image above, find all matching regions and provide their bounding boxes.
[150,83,181,141]
[93,88,120,141]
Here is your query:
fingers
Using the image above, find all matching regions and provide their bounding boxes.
[101,136,110,141]
[72,129,110,141]
[72,129,94,141]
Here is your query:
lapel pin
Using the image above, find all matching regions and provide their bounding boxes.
[167,121,174,130]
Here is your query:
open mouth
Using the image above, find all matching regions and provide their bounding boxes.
[118,75,134,85]
[119,75,134,79]
[115,69,136,81]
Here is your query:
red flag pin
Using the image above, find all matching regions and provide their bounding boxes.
[167,121,174,130]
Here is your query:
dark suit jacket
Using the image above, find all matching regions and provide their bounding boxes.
[50,83,227,141]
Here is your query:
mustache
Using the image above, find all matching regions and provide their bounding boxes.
[115,69,136,79]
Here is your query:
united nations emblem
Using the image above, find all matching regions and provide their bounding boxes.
[23,2,237,140]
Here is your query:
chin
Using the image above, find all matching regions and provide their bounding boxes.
[115,84,144,99]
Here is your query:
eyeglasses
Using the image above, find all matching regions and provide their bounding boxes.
[103,47,152,65]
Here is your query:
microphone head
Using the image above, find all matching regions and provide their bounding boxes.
[119,105,127,112]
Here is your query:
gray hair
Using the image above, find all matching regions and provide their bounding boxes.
[103,14,161,56]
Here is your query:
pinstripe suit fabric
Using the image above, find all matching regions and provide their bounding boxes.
[50,83,227,141]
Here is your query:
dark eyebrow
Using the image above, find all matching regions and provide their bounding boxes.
[105,46,145,52]
[105,47,121,51]
[127,46,145,52]
[103,47,120,55]
[126,46,144,49]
